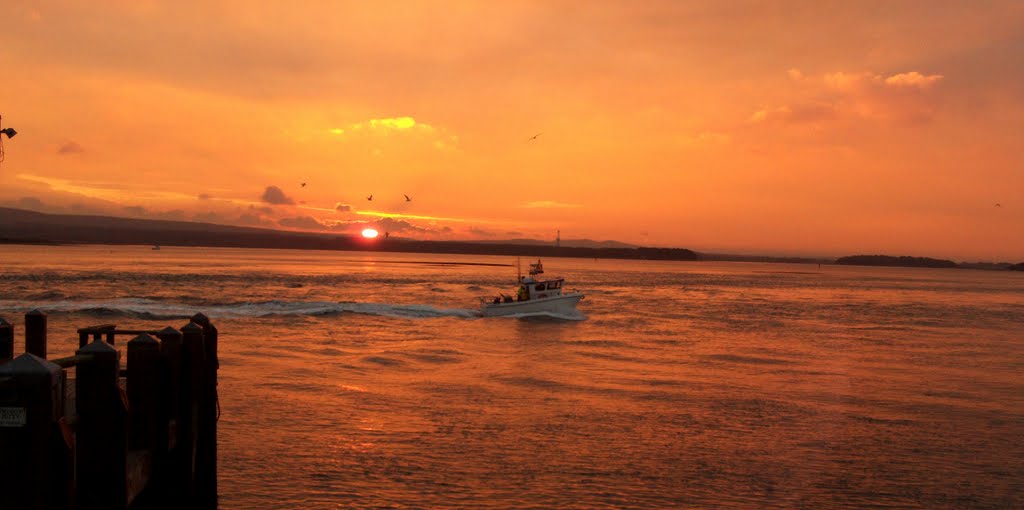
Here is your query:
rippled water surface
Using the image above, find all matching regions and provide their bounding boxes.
[1,245,1022,508]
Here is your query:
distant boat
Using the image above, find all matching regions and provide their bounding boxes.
[152,244,161,250]
[479,259,584,316]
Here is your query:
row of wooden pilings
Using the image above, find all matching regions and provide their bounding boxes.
[0,310,219,509]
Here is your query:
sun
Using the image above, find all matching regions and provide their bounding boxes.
[361,228,379,239]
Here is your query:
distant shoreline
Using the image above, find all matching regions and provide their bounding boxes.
[1,207,1019,269]
[2,239,1019,271]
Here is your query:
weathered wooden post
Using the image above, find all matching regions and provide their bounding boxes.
[192,312,219,508]
[0,354,68,509]
[75,340,128,510]
[179,321,206,500]
[126,333,161,505]
[157,326,183,445]
[128,333,161,451]
[156,326,184,504]
[24,309,47,359]
[0,317,13,362]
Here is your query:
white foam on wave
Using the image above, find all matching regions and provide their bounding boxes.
[496,310,588,321]
[0,298,481,320]
[1,299,588,321]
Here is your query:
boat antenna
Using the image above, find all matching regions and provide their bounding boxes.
[516,257,521,283]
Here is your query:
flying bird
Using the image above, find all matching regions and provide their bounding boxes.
[301,182,307,188]
[367,194,373,201]
[527,133,542,142]
[404,194,411,202]
[995,203,1002,207]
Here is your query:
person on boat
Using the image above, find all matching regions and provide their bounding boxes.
[516,286,528,301]
[493,296,501,304]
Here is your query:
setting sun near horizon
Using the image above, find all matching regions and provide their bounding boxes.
[1,2,1022,260]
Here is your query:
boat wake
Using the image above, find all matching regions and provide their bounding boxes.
[0,298,480,320]
[490,310,588,321]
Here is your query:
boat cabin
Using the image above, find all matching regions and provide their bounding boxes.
[516,276,565,301]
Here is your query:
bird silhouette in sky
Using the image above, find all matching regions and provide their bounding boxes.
[995,203,1002,207]
[404,194,411,202]
[367,194,373,201]
[527,133,541,142]
[301,182,307,188]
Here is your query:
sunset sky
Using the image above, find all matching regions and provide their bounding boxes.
[1,1,1022,260]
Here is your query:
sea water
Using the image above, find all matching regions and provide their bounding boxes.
[1,245,1022,509]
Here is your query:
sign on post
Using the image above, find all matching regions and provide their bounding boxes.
[0,407,27,427]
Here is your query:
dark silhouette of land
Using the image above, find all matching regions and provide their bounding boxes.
[2,207,1019,269]
[0,207,696,261]
[835,255,958,268]
[475,238,639,249]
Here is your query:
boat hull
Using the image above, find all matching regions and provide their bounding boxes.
[480,292,583,317]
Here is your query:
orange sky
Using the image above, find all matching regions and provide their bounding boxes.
[1,1,1022,260]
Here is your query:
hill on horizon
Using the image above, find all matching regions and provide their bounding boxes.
[0,207,698,261]
[0,207,643,248]
[474,238,638,249]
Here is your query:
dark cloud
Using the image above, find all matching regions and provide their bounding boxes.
[237,213,273,227]
[16,196,46,211]
[123,205,147,216]
[376,217,427,233]
[197,193,212,200]
[468,227,496,237]
[248,204,274,214]
[260,186,294,205]
[56,141,85,155]
[279,216,324,230]
[324,219,369,232]
[505,231,524,236]
[335,202,352,212]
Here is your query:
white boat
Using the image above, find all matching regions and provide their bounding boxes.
[480,259,584,317]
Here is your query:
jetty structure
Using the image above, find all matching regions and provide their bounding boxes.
[0,310,220,509]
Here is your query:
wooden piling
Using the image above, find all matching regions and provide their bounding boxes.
[179,322,206,499]
[192,312,219,508]
[0,317,13,362]
[0,354,67,509]
[127,333,161,452]
[75,340,128,510]
[156,326,183,448]
[4,315,221,508]
[24,309,47,359]
[155,326,184,505]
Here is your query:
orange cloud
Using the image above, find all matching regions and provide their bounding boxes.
[884,71,944,89]
[327,116,458,152]
[748,104,836,125]
[754,69,945,126]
